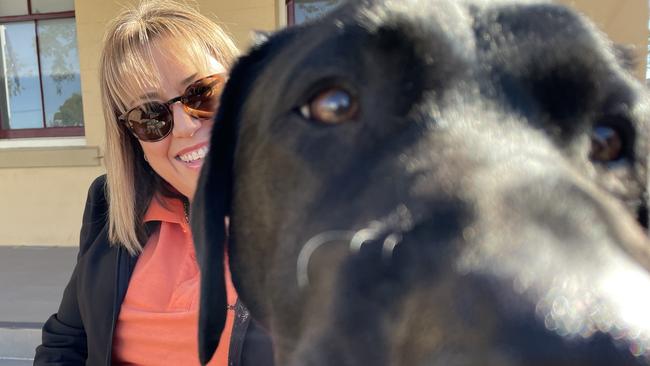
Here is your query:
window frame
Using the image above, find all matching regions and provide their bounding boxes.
[0,1,82,139]
[286,0,296,25]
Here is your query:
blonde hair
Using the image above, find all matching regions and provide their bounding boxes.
[100,0,239,255]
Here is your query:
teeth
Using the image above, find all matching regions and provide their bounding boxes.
[179,146,208,163]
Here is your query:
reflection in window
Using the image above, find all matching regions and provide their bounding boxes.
[31,0,74,14]
[0,22,43,129]
[294,0,343,25]
[0,1,29,17]
[38,18,83,127]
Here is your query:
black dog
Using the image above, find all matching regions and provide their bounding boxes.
[192,0,650,365]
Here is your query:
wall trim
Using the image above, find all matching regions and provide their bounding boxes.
[0,146,102,168]
[277,0,287,28]
[0,137,86,149]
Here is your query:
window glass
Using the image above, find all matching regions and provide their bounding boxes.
[31,0,74,14]
[0,22,44,129]
[37,18,83,127]
[295,0,342,24]
[0,0,28,17]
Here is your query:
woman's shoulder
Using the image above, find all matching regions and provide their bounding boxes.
[89,174,106,188]
[84,174,108,217]
[87,174,107,202]
[78,174,110,257]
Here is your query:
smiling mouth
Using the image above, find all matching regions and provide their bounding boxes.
[176,145,209,164]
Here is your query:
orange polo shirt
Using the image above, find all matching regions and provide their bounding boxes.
[112,196,237,365]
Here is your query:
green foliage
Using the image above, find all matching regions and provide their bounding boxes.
[52,93,83,127]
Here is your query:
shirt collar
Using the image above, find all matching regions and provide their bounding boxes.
[143,195,187,225]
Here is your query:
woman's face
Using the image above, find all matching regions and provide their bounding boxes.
[133,43,227,200]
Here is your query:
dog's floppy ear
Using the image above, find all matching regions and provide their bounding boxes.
[191,86,234,364]
[191,32,291,364]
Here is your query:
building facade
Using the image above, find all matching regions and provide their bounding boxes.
[0,0,647,247]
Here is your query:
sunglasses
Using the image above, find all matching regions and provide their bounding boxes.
[118,73,226,142]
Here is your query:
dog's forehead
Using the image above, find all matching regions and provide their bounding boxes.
[266,0,616,90]
[349,0,570,54]
[355,0,476,61]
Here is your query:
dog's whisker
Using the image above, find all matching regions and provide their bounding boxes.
[297,230,355,289]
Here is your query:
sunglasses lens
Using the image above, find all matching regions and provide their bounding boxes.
[120,74,225,141]
[182,75,224,119]
[126,103,173,142]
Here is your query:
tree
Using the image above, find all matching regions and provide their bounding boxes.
[52,93,83,127]
[37,20,78,95]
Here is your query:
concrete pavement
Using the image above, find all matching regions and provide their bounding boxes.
[0,246,77,364]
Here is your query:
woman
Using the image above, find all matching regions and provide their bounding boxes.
[34,1,272,365]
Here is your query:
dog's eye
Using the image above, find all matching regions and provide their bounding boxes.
[300,87,359,125]
[590,126,623,162]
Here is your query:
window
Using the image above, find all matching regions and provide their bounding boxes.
[0,0,83,138]
[286,0,343,25]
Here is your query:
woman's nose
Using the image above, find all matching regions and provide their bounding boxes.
[171,102,201,138]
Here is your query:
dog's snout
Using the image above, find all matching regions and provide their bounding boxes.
[464,166,650,279]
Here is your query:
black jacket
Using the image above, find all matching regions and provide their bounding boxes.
[34,175,273,366]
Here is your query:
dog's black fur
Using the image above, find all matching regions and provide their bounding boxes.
[192,1,650,365]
